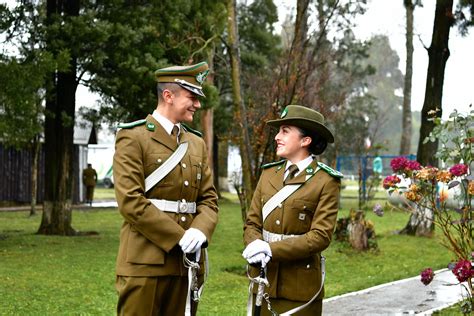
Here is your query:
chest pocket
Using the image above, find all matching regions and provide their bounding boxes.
[144,153,173,187]
[190,155,203,188]
[293,199,317,232]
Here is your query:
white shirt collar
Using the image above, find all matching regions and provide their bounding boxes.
[152,110,181,136]
[285,155,314,177]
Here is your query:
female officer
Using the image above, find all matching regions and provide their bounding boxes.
[242,104,342,315]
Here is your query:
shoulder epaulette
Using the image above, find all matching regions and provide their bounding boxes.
[261,160,286,169]
[117,119,146,129]
[317,162,344,178]
[181,123,202,137]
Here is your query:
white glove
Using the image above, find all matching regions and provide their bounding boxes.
[247,253,271,267]
[242,239,272,259]
[179,228,206,253]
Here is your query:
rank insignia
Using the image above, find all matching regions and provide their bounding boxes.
[146,122,155,131]
[196,69,209,84]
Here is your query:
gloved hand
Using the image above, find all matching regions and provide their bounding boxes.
[246,253,271,267]
[179,228,206,253]
[242,239,272,259]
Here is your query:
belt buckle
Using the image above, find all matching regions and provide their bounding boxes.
[178,199,188,213]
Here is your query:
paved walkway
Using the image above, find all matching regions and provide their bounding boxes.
[323,268,467,315]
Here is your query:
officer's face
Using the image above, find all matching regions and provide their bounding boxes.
[170,87,201,123]
[275,125,309,161]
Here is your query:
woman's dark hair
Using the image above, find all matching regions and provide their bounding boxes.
[297,127,328,155]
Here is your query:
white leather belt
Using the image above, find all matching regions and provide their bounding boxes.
[149,199,196,214]
[262,229,302,243]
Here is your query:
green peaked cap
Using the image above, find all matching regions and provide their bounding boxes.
[155,61,209,97]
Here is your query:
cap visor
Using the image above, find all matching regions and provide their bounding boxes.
[178,83,205,97]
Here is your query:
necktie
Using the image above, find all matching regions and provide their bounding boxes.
[285,164,299,184]
[171,125,179,143]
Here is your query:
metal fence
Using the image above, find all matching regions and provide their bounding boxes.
[336,154,416,199]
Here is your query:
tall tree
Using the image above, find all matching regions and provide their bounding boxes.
[400,0,416,155]
[416,0,454,167]
[226,0,254,214]
[38,0,80,235]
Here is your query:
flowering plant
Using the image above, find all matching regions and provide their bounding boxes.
[384,109,473,314]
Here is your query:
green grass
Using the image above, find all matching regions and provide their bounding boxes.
[93,187,116,200]
[0,195,461,315]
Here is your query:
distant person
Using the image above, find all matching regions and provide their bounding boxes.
[113,61,218,316]
[243,105,342,315]
[82,163,98,206]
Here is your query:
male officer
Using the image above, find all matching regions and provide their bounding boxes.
[113,61,218,315]
[82,163,97,206]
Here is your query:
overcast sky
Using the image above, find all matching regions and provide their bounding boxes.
[354,0,473,119]
[275,0,474,119]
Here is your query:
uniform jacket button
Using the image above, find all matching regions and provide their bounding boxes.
[182,163,187,168]
[184,180,189,186]
[276,220,281,225]
[181,216,186,222]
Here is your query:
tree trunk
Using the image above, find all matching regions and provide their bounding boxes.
[399,205,434,236]
[201,49,215,177]
[416,0,453,167]
[201,108,214,171]
[29,135,40,216]
[227,0,254,213]
[400,0,414,155]
[38,0,79,236]
[285,0,310,105]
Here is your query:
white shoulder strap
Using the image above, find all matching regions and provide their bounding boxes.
[145,142,189,193]
[261,166,320,222]
[262,184,301,222]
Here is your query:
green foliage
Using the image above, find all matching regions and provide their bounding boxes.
[429,107,474,166]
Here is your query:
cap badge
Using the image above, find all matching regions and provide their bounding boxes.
[146,122,155,131]
[281,107,288,118]
[196,69,209,84]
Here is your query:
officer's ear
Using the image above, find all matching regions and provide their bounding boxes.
[301,136,312,148]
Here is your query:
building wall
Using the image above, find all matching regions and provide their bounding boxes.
[0,144,85,204]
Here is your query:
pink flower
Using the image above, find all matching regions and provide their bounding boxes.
[451,259,474,283]
[420,268,434,285]
[406,160,421,171]
[390,157,408,173]
[449,164,469,177]
[383,175,401,189]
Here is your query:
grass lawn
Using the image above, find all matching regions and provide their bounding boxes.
[0,192,459,315]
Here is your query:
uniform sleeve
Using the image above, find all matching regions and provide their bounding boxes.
[243,175,265,245]
[270,177,341,261]
[189,139,219,243]
[113,129,185,252]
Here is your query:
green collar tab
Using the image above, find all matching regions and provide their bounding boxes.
[146,122,155,131]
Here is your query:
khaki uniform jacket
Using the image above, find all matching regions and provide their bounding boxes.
[244,159,340,302]
[113,114,218,277]
[82,167,97,187]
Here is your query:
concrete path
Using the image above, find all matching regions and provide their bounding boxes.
[323,268,468,315]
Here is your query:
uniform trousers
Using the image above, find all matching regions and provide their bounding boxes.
[116,275,197,316]
[86,186,95,202]
[251,295,322,316]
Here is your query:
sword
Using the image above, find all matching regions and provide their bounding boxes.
[253,263,269,316]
